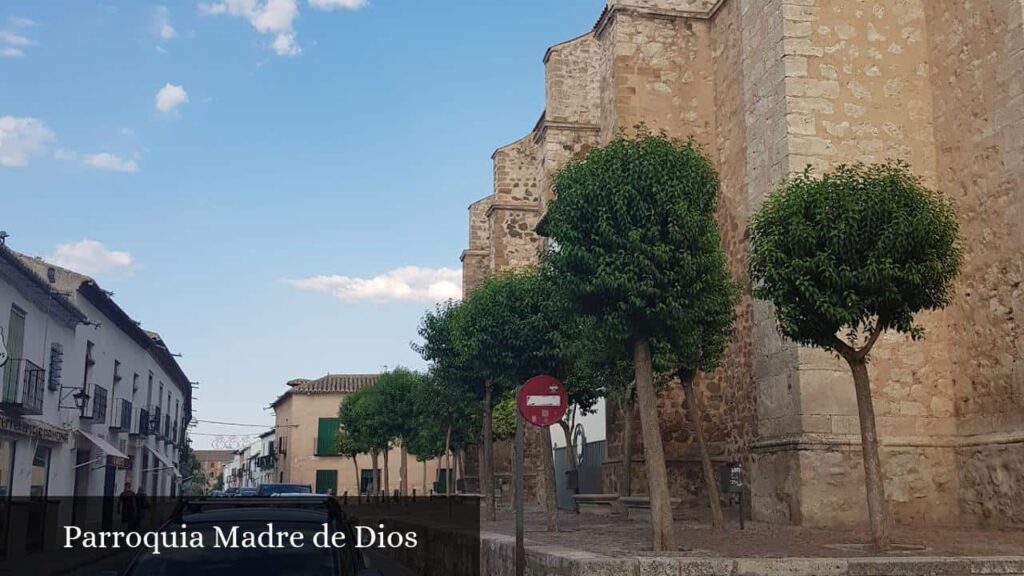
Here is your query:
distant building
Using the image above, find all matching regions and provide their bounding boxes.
[194,450,234,492]
[271,374,442,495]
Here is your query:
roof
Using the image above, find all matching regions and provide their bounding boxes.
[0,242,86,328]
[193,450,235,463]
[16,252,193,423]
[270,373,379,409]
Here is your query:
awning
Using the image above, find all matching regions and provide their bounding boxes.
[78,429,130,469]
[147,446,183,478]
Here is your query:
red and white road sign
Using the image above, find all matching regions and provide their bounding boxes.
[517,375,567,427]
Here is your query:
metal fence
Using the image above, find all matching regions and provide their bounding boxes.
[552,439,605,510]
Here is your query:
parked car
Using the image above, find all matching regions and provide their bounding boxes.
[239,488,258,497]
[257,483,313,497]
[115,496,381,576]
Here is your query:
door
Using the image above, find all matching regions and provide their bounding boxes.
[315,470,337,495]
[2,306,26,401]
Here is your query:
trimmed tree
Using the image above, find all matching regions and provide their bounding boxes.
[453,269,570,531]
[544,130,723,551]
[376,367,424,496]
[748,161,962,550]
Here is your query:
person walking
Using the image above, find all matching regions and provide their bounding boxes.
[118,481,139,531]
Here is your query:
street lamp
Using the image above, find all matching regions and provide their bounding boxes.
[73,388,90,416]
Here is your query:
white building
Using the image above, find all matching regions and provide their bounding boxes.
[0,237,194,525]
[18,256,193,504]
[0,241,87,499]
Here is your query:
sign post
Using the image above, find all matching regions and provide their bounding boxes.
[514,375,568,576]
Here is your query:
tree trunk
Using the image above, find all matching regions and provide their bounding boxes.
[382,449,390,495]
[422,458,427,493]
[453,446,461,493]
[846,356,892,551]
[682,375,724,531]
[482,381,496,521]
[559,418,580,513]
[400,442,408,496]
[633,337,675,552]
[370,451,379,494]
[352,457,359,495]
[444,426,453,495]
[540,426,559,532]
[620,397,634,502]
[558,420,578,472]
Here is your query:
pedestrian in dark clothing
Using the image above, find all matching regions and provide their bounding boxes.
[118,482,139,531]
[135,486,150,530]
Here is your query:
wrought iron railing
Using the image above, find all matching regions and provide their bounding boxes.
[0,358,45,416]
[110,398,132,430]
[80,383,108,423]
[130,407,150,436]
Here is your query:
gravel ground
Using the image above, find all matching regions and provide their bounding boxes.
[483,507,1024,558]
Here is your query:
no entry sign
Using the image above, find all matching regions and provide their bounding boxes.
[517,375,567,427]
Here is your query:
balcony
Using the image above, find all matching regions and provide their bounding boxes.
[110,398,132,431]
[129,407,150,436]
[80,383,108,423]
[150,406,162,437]
[0,358,45,416]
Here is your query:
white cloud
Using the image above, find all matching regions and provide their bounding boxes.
[0,116,55,167]
[48,240,135,276]
[155,83,189,112]
[0,17,35,58]
[200,0,301,56]
[154,6,177,40]
[55,149,139,173]
[82,152,138,172]
[309,0,367,10]
[286,266,462,303]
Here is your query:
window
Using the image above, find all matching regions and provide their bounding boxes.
[315,418,339,456]
[3,305,26,399]
[30,446,50,498]
[83,341,95,385]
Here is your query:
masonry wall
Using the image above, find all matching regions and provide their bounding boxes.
[464,0,1024,529]
[924,0,1024,526]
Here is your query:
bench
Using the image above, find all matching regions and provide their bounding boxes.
[618,496,685,521]
[571,493,620,516]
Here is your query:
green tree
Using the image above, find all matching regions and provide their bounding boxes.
[338,384,389,494]
[334,427,364,493]
[376,367,425,495]
[406,370,480,494]
[543,129,722,551]
[451,269,568,528]
[749,161,962,550]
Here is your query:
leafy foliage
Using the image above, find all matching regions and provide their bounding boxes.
[543,128,728,345]
[406,371,480,461]
[749,161,962,351]
[491,396,517,440]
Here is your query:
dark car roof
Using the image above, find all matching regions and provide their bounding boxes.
[182,507,328,524]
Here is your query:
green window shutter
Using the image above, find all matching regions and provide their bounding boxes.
[316,418,339,456]
[315,469,337,495]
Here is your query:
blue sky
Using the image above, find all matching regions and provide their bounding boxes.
[1,0,604,448]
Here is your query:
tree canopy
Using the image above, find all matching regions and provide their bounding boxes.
[749,161,962,352]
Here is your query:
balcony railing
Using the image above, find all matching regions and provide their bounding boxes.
[150,406,162,437]
[0,358,45,416]
[110,398,132,431]
[80,383,108,423]
[129,407,150,436]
